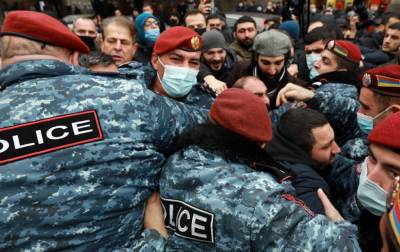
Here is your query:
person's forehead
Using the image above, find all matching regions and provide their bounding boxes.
[371,144,400,169]
[360,87,379,107]
[243,79,266,91]
[236,22,256,30]
[186,14,206,24]
[321,50,335,60]
[259,54,285,62]
[205,47,225,53]
[104,24,132,40]
[75,19,96,30]
[305,40,325,50]
[386,28,400,36]
[145,17,157,22]
[162,48,201,59]
[312,124,334,144]
[208,18,222,23]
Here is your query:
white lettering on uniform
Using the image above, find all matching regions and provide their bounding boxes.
[177,209,190,232]
[13,135,35,149]
[0,139,10,154]
[35,130,44,144]
[47,125,69,140]
[72,120,93,135]
[192,214,207,239]
[169,204,176,226]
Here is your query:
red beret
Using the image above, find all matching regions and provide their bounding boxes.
[362,64,400,97]
[209,88,272,142]
[153,26,202,55]
[0,11,89,53]
[325,40,361,64]
[368,112,400,151]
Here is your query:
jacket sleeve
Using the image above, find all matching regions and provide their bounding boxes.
[305,84,361,146]
[250,193,361,251]
[197,62,213,83]
[146,90,209,153]
[130,229,167,251]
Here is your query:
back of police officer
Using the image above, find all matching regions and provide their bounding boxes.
[0,11,207,251]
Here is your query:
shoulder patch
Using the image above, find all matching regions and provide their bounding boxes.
[0,110,103,165]
[161,197,215,243]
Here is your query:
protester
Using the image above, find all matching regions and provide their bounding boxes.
[184,10,207,35]
[0,10,207,250]
[229,16,258,62]
[72,17,98,51]
[100,16,137,67]
[134,12,161,64]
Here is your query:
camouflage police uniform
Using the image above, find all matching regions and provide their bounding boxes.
[159,146,361,251]
[0,59,207,251]
[305,83,368,161]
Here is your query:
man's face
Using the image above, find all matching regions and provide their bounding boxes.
[234,22,257,48]
[304,40,325,55]
[358,87,384,117]
[73,19,97,38]
[185,14,206,29]
[202,48,226,71]
[243,80,270,107]
[257,55,285,78]
[311,123,341,166]
[365,144,400,192]
[314,50,339,75]
[142,5,153,13]
[207,18,223,31]
[101,23,135,66]
[152,48,201,80]
[385,17,400,31]
[382,28,400,53]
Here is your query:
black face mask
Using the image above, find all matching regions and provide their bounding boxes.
[194,28,206,35]
[79,36,96,51]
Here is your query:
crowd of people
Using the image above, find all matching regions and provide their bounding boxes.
[0,0,400,251]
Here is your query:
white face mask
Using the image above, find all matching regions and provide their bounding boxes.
[357,158,388,216]
[306,53,321,80]
[157,57,198,98]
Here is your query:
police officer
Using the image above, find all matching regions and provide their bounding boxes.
[159,89,361,251]
[147,26,214,109]
[0,11,207,250]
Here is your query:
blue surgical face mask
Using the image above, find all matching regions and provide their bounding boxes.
[357,105,393,135]
[306,53,321,80]
[157,57,198,98]
[357,158,387,216]
[144,28,160,46]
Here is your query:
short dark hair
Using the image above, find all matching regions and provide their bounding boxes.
[79,51,115,68]
[304,27,336,45]
[277,108,328,155]
[388,22,400,30]
[206,13,224,23]
[233,16,256,32]
[382,13,400,26]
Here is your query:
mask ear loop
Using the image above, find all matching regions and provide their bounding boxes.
[372,105,393,126]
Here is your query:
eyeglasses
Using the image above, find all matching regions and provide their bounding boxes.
[144,20,160,27]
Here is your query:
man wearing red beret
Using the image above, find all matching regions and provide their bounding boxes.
[145,26,214,109]
[0,10,208,250]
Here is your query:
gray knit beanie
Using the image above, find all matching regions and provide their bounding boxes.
[201,29,227,52]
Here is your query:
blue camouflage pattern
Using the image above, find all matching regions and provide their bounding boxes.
[306,83,368,160]
[0,59,207,251]
[160,146,361,251]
